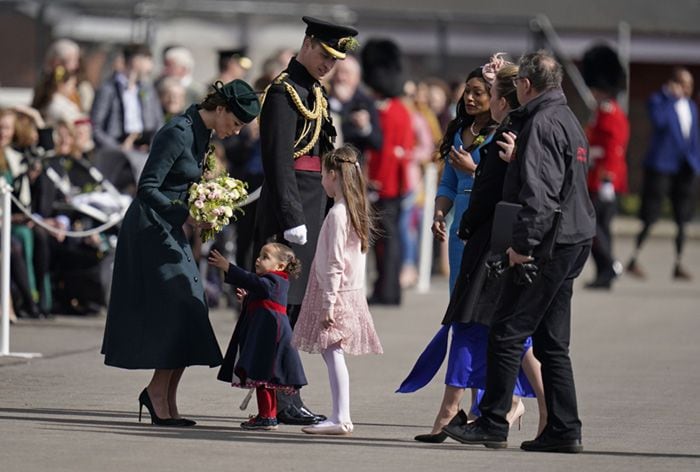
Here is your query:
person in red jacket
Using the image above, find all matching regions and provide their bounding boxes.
[361,39,415,305]
[582,44,629,289]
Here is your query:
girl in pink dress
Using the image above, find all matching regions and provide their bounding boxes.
[293,145,383,435]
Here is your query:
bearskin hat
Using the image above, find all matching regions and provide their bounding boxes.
[582,44,626,96]
[361,39,404,98]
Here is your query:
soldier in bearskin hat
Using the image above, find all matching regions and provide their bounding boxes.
[581,44,630,289]
[361,39,414,305]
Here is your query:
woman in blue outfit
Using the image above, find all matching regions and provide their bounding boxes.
[102,80,261,427]
[432,67,496,291]
[398,58,546,442]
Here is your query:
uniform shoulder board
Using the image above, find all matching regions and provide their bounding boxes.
[272,72,289,85]
[260,73,290,109]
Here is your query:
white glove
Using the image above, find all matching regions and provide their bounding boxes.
[598,181,616,202]
[284,224,308,245]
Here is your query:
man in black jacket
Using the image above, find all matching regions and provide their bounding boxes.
[254,16,358,425]
[444,51,595,453]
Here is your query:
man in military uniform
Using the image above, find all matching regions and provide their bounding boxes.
[581,44,629,290]
[254,16,359,425]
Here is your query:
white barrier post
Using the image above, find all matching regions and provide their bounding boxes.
[416,163,438,293]
[1,181,41,359]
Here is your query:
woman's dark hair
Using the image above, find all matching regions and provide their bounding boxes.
[437,67,496,160]
[31,66,76,113]
[199,89,230,111]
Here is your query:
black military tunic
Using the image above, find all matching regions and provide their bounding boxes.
[254,58,336,306]
[102,105,223,369]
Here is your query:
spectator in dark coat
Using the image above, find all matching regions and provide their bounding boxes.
[91,44,163,152]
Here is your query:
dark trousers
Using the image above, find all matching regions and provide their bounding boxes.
[235,198,258,272]
[479,242,591,439]
[637,163,698,257]
[277,304,305,411]
[372,197,402,304]
[590,196,617,281]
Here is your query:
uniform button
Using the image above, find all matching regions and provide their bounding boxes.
[194,276,199,282]
[186,255,191,261]
[198,162,202,168]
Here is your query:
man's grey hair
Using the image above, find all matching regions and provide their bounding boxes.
[518,50,563,92]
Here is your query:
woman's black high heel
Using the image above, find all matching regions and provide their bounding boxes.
[414,409,469,443]
[138,389,189,426]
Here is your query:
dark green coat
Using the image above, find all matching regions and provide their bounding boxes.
[102,105,223,369]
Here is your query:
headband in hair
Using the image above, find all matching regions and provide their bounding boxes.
[335,155,360,169]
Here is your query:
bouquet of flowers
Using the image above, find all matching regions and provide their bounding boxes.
[188,145,248,242]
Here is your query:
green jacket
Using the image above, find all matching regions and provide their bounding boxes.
[102,105,223,369]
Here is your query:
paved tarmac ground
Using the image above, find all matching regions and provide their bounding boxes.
[1,236,699,472]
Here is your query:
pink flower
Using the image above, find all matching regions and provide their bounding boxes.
[194,199,204,209]
[482,52,509,86]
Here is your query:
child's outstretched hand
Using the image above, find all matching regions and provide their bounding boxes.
[235,288,248,302]
[322,311,335,330]
[207,249,229,273]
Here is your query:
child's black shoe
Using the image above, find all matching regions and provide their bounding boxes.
[241,415,279,431]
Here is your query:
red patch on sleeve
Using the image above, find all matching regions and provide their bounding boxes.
[576,146,587,162]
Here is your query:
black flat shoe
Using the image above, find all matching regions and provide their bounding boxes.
[414,432,447,443]
[521,434,582,453]
[138,389,189,427]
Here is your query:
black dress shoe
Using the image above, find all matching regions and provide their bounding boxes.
[298,405,326,423]
[276,404,319,425]
[520,433,582,453]
[442,421,507,449]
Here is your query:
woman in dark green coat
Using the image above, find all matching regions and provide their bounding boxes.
[102,80,261,426]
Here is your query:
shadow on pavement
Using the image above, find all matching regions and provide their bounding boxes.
[2,407,700,459]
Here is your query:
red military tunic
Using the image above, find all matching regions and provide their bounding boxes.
[585,98,630,194]
[367,97,414,199]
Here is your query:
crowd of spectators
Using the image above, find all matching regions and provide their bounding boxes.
[0,38,462,321]
[2,36,696,321]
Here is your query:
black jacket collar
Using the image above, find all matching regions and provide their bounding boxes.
[286,57,318,89]
[521,88,567,117]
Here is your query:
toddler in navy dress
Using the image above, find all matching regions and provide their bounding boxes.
[209,243,308,430]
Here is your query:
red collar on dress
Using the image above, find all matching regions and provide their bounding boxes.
[267,270,289,280]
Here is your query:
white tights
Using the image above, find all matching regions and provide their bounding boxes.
[321,342,351,424]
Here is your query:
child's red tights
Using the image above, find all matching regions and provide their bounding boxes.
[256,386,277,419]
